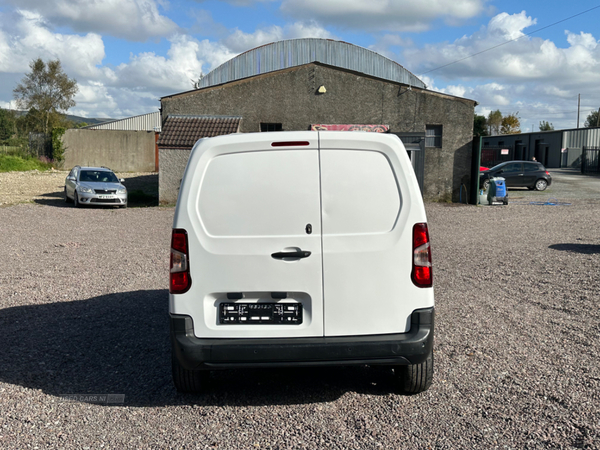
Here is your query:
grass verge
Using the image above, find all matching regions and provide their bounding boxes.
[0,154,53,172]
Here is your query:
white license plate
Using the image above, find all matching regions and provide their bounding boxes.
[98,195,115,199]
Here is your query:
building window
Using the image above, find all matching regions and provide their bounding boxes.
[260,123,283,132]
[425,125,442,148]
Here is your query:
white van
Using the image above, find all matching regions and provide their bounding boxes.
[169,131,434,394]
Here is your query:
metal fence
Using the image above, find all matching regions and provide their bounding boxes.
[0,146,21,154]
[28,133,53,159]
[480,146,514,168]
[582,147,600,174]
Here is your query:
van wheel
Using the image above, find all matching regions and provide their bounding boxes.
[64,187,72,203]
[172,354,208,393]
[393,352,433,395]
[73,192,80,208]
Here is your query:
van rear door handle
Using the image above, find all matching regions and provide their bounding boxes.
[271,250,311,259]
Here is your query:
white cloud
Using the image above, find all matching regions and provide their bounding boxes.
[3,0,178,41]
[71,82,120,118]
[405,11,600,89]
[396,10,600,129]
[404,11,548,80]
[566,31,597,50]
[485,10,536,40]
[368,34,415,61]
[0,8,234,118]
[207,0,276,5]
[0,10,106,77]
[280,0,486,32]
[222,21,335,53]
[113,35,235,94]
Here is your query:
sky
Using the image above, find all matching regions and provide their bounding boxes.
[1,0,600,131]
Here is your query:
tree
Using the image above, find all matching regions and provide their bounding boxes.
[584,110,600,128]
[473,114,487,137]
[539,120,554,131]
[0,108,17,141]
[500,113,520,134]
[192,73,205,89]
[13,58,78,134]
[487,110,502,135]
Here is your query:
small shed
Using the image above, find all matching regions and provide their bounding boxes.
[157,115,242,204]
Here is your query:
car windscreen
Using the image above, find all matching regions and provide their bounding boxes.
[79,170,119,183]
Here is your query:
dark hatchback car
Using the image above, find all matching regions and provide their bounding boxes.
[480,161,552,191]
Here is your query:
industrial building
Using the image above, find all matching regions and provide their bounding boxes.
[157,38,477,204]
[481,127,600,171]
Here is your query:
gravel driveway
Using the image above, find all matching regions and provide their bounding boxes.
[0,170,599,449]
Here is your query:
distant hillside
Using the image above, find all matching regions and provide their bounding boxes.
[66,115,116,126]
[3,109,116,126]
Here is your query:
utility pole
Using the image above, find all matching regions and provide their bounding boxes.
[596,107,600,127]
[577,94,580,128]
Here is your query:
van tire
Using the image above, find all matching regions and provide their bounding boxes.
[172,354,208,393]
[393,352,433,395]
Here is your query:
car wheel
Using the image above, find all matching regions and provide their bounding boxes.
[535,179,548,191]
[73,191,80,208]
[482,179,490,191]
[64,187,72,203]
[393,351,433,395]
[172,352,208,393]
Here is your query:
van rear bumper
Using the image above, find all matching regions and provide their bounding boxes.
[170,307,434,370]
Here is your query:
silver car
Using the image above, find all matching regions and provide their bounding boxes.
[65,166,128,208]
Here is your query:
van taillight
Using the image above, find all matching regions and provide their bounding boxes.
[411,223,432,288]
[170,229,191,294]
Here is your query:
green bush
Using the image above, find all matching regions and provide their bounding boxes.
[51,127,66,163]
[0,154,53,172]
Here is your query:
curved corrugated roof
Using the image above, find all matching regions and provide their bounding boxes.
[198,38,426,90]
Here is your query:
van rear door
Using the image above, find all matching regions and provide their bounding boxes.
[178,133,324,338]
[319,132,430,337]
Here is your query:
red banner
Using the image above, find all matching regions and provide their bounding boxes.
[311,124,389,132]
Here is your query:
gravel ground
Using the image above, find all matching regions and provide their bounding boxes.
[0,170,599,449]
